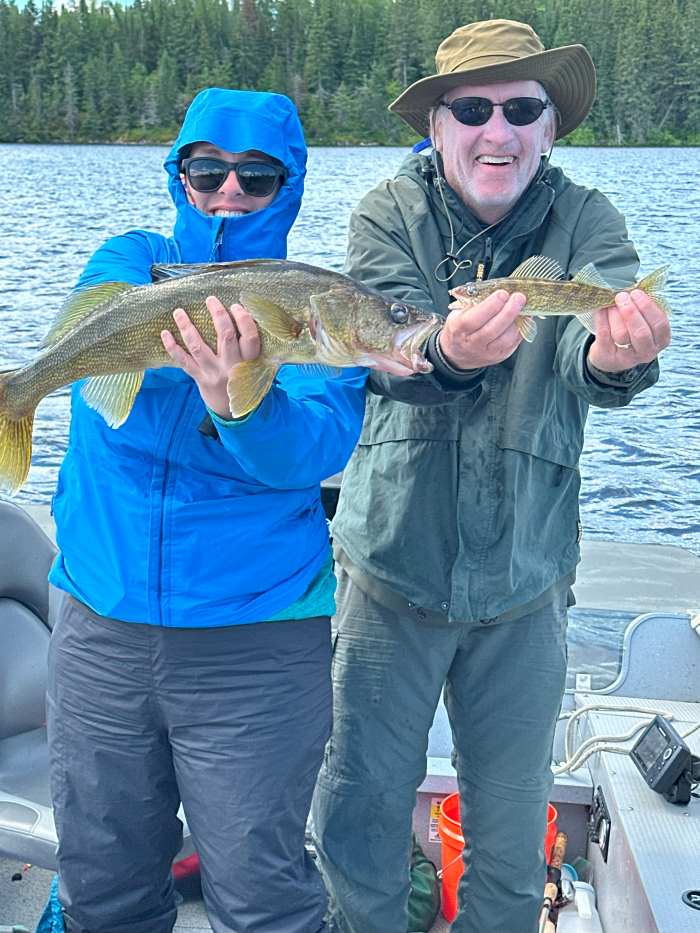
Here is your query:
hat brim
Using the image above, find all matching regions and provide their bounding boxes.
[389,45,595,140]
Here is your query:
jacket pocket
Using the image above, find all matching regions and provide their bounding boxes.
[499,418,583,471]
[359,398,459,445]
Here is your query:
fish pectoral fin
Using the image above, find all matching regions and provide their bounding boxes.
[576,311,598,335]
[227,360,279,418]
[516,316,538,343]
[239,292,304,340]
[636,266,672,315]
[41,283,134,347]
[572,263,611,289]
[80,372,145,428]
[509,255,566,281]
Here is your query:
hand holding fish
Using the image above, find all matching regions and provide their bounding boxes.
[447,257,672,370]
[0,258,439,494]
[438,289,527,370]
[587,289,671,373]
[161,297,261,419]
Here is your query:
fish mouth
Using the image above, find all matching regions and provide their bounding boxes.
[381,316,442,375]
[311,312,441,377]
[448,285,478,311]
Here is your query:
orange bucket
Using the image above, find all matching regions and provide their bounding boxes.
[436,793,558,922]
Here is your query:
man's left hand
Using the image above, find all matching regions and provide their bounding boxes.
[587,289,671,373]
[160,297,261,419]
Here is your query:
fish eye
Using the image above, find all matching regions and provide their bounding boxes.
[466,284,478,297]
[390,302,409,324]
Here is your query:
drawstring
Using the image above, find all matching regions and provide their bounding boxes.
[429,151,505,283]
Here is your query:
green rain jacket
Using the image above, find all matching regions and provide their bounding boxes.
[332,153,660,625]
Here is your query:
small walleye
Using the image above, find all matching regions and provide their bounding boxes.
[448,255,671,341]
[0,258,441,494]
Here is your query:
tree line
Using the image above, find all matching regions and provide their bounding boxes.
[1,0,698,147]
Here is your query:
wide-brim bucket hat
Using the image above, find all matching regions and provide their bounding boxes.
[389,19,596,140]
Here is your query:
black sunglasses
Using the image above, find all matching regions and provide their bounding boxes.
[440,96,551,127]
[181,157,287,197]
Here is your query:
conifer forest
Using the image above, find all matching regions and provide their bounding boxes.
[1,0,698,146]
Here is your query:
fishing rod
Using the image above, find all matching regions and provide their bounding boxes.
[538,831,568,933]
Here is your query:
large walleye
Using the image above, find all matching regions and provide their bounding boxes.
[448,255,671,341]
[0,259,440,494]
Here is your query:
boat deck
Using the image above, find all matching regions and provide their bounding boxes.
[0,859,452,931]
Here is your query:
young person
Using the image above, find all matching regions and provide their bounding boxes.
[47,87,365,933]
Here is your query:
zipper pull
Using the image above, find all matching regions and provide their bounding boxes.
[475,236,493,282]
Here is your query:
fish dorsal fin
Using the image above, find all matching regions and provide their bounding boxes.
[80,372,145,428]
[516,317,538,343]
[509,255,566,281]
[41,283,134,347]
[151,259,292,282]
[227,359,279,418]
[572,263,611,288]
[150,262,225,282]
[239,291,303,340]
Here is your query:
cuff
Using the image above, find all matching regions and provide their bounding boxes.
[585,357,654,388]
[425,330,486,389]
[207,405,258,428]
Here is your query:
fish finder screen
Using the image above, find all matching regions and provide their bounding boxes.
[635,723,668,771]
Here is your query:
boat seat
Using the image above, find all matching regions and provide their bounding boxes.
[0,501,194,869]
[0,501,56,867]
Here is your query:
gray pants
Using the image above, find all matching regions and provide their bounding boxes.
[311,568,568,933]
[47,594,331,933]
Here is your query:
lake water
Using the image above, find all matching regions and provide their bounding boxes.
[1,145,698,684]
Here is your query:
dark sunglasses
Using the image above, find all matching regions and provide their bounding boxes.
[440,96,551,127]
[181,157,287,197]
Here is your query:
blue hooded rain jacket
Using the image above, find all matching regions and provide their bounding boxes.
[49,88,366,627]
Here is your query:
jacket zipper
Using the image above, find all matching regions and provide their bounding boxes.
[475,236,493,281]
[210,220,225,261]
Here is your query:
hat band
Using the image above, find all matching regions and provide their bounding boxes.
[447,51,535,73]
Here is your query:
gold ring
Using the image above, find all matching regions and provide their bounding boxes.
[614,341,632,350]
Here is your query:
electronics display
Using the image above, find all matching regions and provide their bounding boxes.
[630,715,698,805]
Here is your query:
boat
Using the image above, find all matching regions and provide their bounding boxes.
[1,496,699,932]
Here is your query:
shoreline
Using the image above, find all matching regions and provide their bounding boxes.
[2,140,699,149]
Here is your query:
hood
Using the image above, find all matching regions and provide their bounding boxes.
[164,88,306,263]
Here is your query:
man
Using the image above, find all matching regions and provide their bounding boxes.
[46,88,366,933]
[311,19,670,933]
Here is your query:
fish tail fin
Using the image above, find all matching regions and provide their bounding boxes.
[0,372,34,495]
[227,360,279,418]
[636,266,672,316]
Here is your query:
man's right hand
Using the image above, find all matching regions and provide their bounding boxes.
[438,289,526,370]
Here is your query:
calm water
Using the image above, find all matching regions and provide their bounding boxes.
[1,145,698,566]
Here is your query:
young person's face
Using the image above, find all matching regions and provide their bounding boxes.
[180,142,284,216]
[432,79,556,225]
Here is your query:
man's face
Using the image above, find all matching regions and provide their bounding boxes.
[180,142,281,216]
[432,79,556,225]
